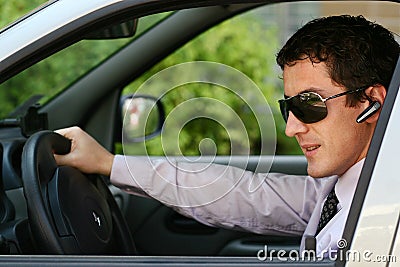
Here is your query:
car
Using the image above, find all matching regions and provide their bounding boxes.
[0,0,399,266]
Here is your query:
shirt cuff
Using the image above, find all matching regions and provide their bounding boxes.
[110,154,148,197]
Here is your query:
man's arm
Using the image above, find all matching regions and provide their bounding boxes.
[111,154,326,236]
[54,127,325,236]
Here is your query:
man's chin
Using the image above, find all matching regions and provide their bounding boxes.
[307,163,332,178]
[308,173,327,178]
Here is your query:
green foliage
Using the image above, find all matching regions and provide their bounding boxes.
[0,2,301,156]
[0,39,129,118]
[0,5,168,118]
[121,13,302,156]
[0,1,44,29]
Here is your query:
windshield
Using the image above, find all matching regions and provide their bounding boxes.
[0,1,170,119]
[0,1,52,32]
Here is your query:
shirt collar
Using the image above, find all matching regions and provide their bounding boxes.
[335,158,365,208]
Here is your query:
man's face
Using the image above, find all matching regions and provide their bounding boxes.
[283,59,375,178]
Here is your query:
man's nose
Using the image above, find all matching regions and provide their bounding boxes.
[285,112,308,137]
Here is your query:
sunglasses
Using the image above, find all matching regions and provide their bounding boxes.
[278,87,367,124]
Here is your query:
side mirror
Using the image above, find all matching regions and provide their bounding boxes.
[120,95,165,142]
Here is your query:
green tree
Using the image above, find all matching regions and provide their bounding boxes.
[0,2,167,119]
[0,2,300,156]
[121,12,301,156]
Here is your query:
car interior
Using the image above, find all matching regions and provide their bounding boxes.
[0,0,399,265]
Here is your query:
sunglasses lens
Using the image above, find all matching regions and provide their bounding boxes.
[279,93,328,123]
[279,100,289,122]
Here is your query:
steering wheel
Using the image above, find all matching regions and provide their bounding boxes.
[21,130,136,255]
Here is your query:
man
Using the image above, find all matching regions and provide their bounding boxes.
[55,15,400,257]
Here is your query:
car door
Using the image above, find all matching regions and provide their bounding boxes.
[341,57,400,266]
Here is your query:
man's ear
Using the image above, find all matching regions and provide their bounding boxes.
[361,85,387,123]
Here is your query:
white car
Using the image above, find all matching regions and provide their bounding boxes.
[0,0,399,266]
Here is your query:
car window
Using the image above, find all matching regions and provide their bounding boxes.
[120,1,400,157]
[0,0,49,30]
[0,9,171,119]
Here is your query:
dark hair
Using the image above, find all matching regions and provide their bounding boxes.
[276,15,400,106]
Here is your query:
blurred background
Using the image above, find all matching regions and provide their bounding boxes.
[1,1,399,157]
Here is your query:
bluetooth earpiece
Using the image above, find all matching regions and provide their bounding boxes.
[356,101,381,123]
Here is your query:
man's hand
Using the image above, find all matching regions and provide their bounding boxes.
[54,126,114,176]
